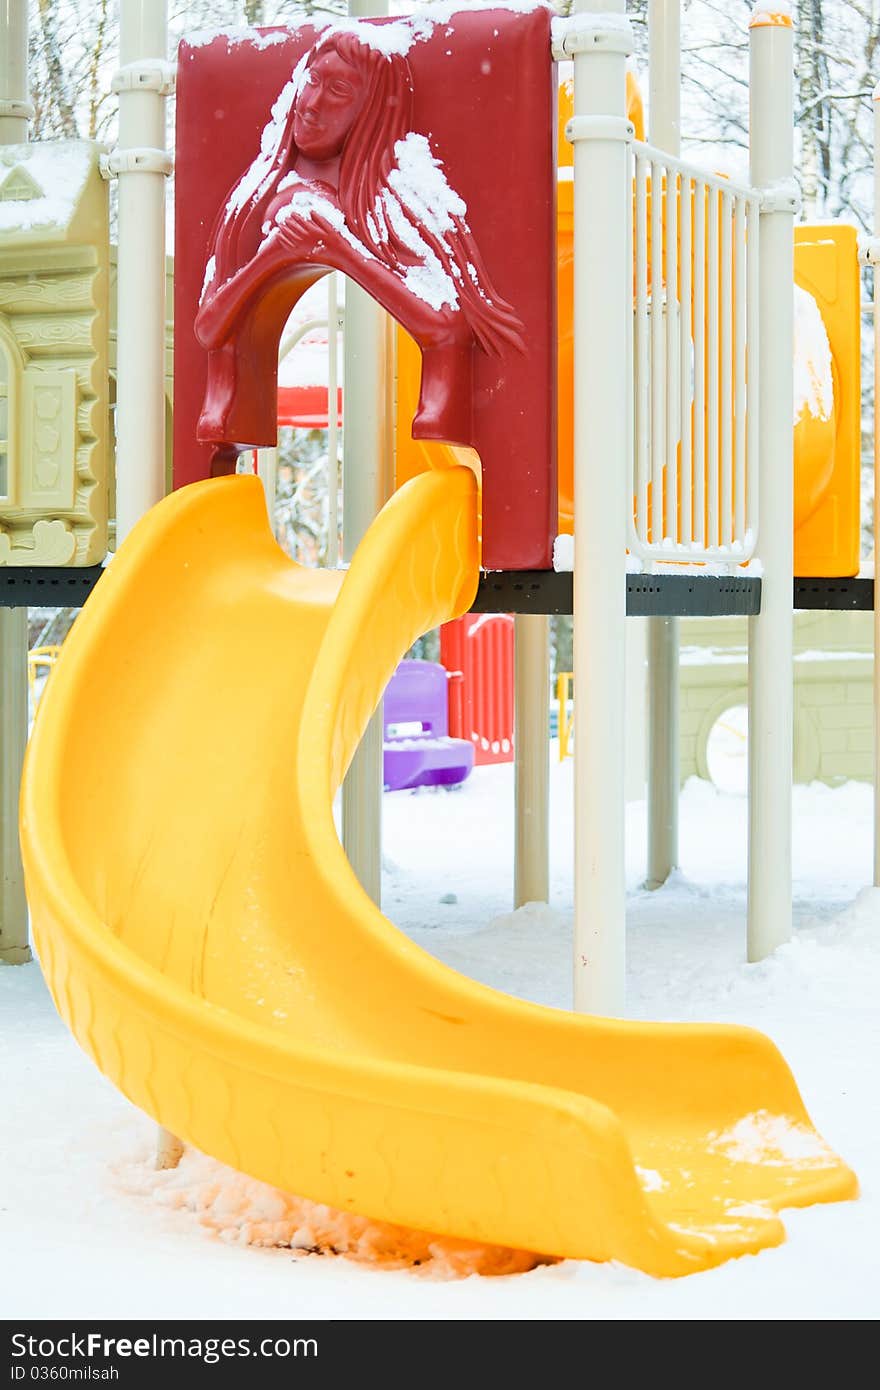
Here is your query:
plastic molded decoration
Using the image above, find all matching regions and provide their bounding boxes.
[174,8,557,570]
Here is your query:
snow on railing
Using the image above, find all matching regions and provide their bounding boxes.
[629,142,761,568]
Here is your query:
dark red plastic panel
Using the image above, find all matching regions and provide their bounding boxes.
[174,7,557,569]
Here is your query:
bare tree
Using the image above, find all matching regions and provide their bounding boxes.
[27,1,348,144]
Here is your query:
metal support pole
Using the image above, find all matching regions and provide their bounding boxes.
[256,447,277,524]
[0,0,31,143]
[646,616,678,885]
[747,6,795,960]
[0,0,31,966]
[327,273,341,567]
[568,1,632,1014]
[341,0,390,907]
[514,615,550,907]
[645,0,680,889]
[0,610,29,965]
[873,86,880,886]
[115,0,169,543]
[115,0,176,1162]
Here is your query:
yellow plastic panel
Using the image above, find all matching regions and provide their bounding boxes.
[793,224,861,577]
[22,470,855,1275]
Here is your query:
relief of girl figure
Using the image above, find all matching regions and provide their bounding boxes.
[195,27,525,448]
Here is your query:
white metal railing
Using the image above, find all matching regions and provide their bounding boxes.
[629,141,761,567]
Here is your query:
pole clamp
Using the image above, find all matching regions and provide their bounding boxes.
[100,147,174,179]
[0,98,35,121]
[759,179,801,216]
[551,15,634,61]
[565,115,635,145]
[112,60,177,96]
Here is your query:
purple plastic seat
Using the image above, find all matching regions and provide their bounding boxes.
[382,660,475,792]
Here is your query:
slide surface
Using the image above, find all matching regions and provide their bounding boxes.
[21,469,856,1276]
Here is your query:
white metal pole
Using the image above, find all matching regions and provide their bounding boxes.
[115,0,169,543]
[747,4,795,961]
[873,87,880,886]
[514,614,550,907]
[0,0,31,143]
[645,0,680,890]
[0,608,29,966]
[567,0,632,1014]
[115,0,177,1164]
[327,273,340,567]
[256,446,277,523]
[341,0,390,907]
[0,0,31,966]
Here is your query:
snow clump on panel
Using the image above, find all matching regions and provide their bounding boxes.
[793,284,834,425]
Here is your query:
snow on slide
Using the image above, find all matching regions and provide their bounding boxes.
[20,468,856,1277]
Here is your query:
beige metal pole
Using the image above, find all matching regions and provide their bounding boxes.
[115,0,177,1162]
[115,0,169,544]
[0,0,31,966]
[747,5,795,960]
[567,0,633,1014]
[341,0,391,907]
[873,85,880,886]
[645,0,680,890]
[514,615,550,907]
[0,0,32,143]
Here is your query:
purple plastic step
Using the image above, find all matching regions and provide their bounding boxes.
[382,659,475,792]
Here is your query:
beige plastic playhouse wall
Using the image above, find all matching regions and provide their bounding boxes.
[0,140,110,566]
[681,612,872,785]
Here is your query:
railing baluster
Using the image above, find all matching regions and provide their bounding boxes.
[720,190,733,548]
[635,153,650,546]
[694,175,706,550]
[734,196,747,545]
[650,159,666,542]
[707,183,719,550]
[746,196,760,545]
[665,169,679,547]
[679,174,692,546]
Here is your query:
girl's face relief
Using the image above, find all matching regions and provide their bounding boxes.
[293,50,369,163]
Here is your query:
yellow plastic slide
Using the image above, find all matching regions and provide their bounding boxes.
[21,468,856,1276]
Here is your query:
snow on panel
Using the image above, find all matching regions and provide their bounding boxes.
[793,284,834,425]
[0,142,93,235]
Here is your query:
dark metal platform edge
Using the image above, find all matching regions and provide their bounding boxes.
[1,567,105,608]
[793,576,874,611]
[1,567,873,615]
[472,571,878,617]
[472,571,763,616]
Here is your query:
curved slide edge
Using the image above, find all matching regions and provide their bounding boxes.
[21,470,857,1277]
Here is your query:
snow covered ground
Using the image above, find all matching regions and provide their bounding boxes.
[2,756,877,1320]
